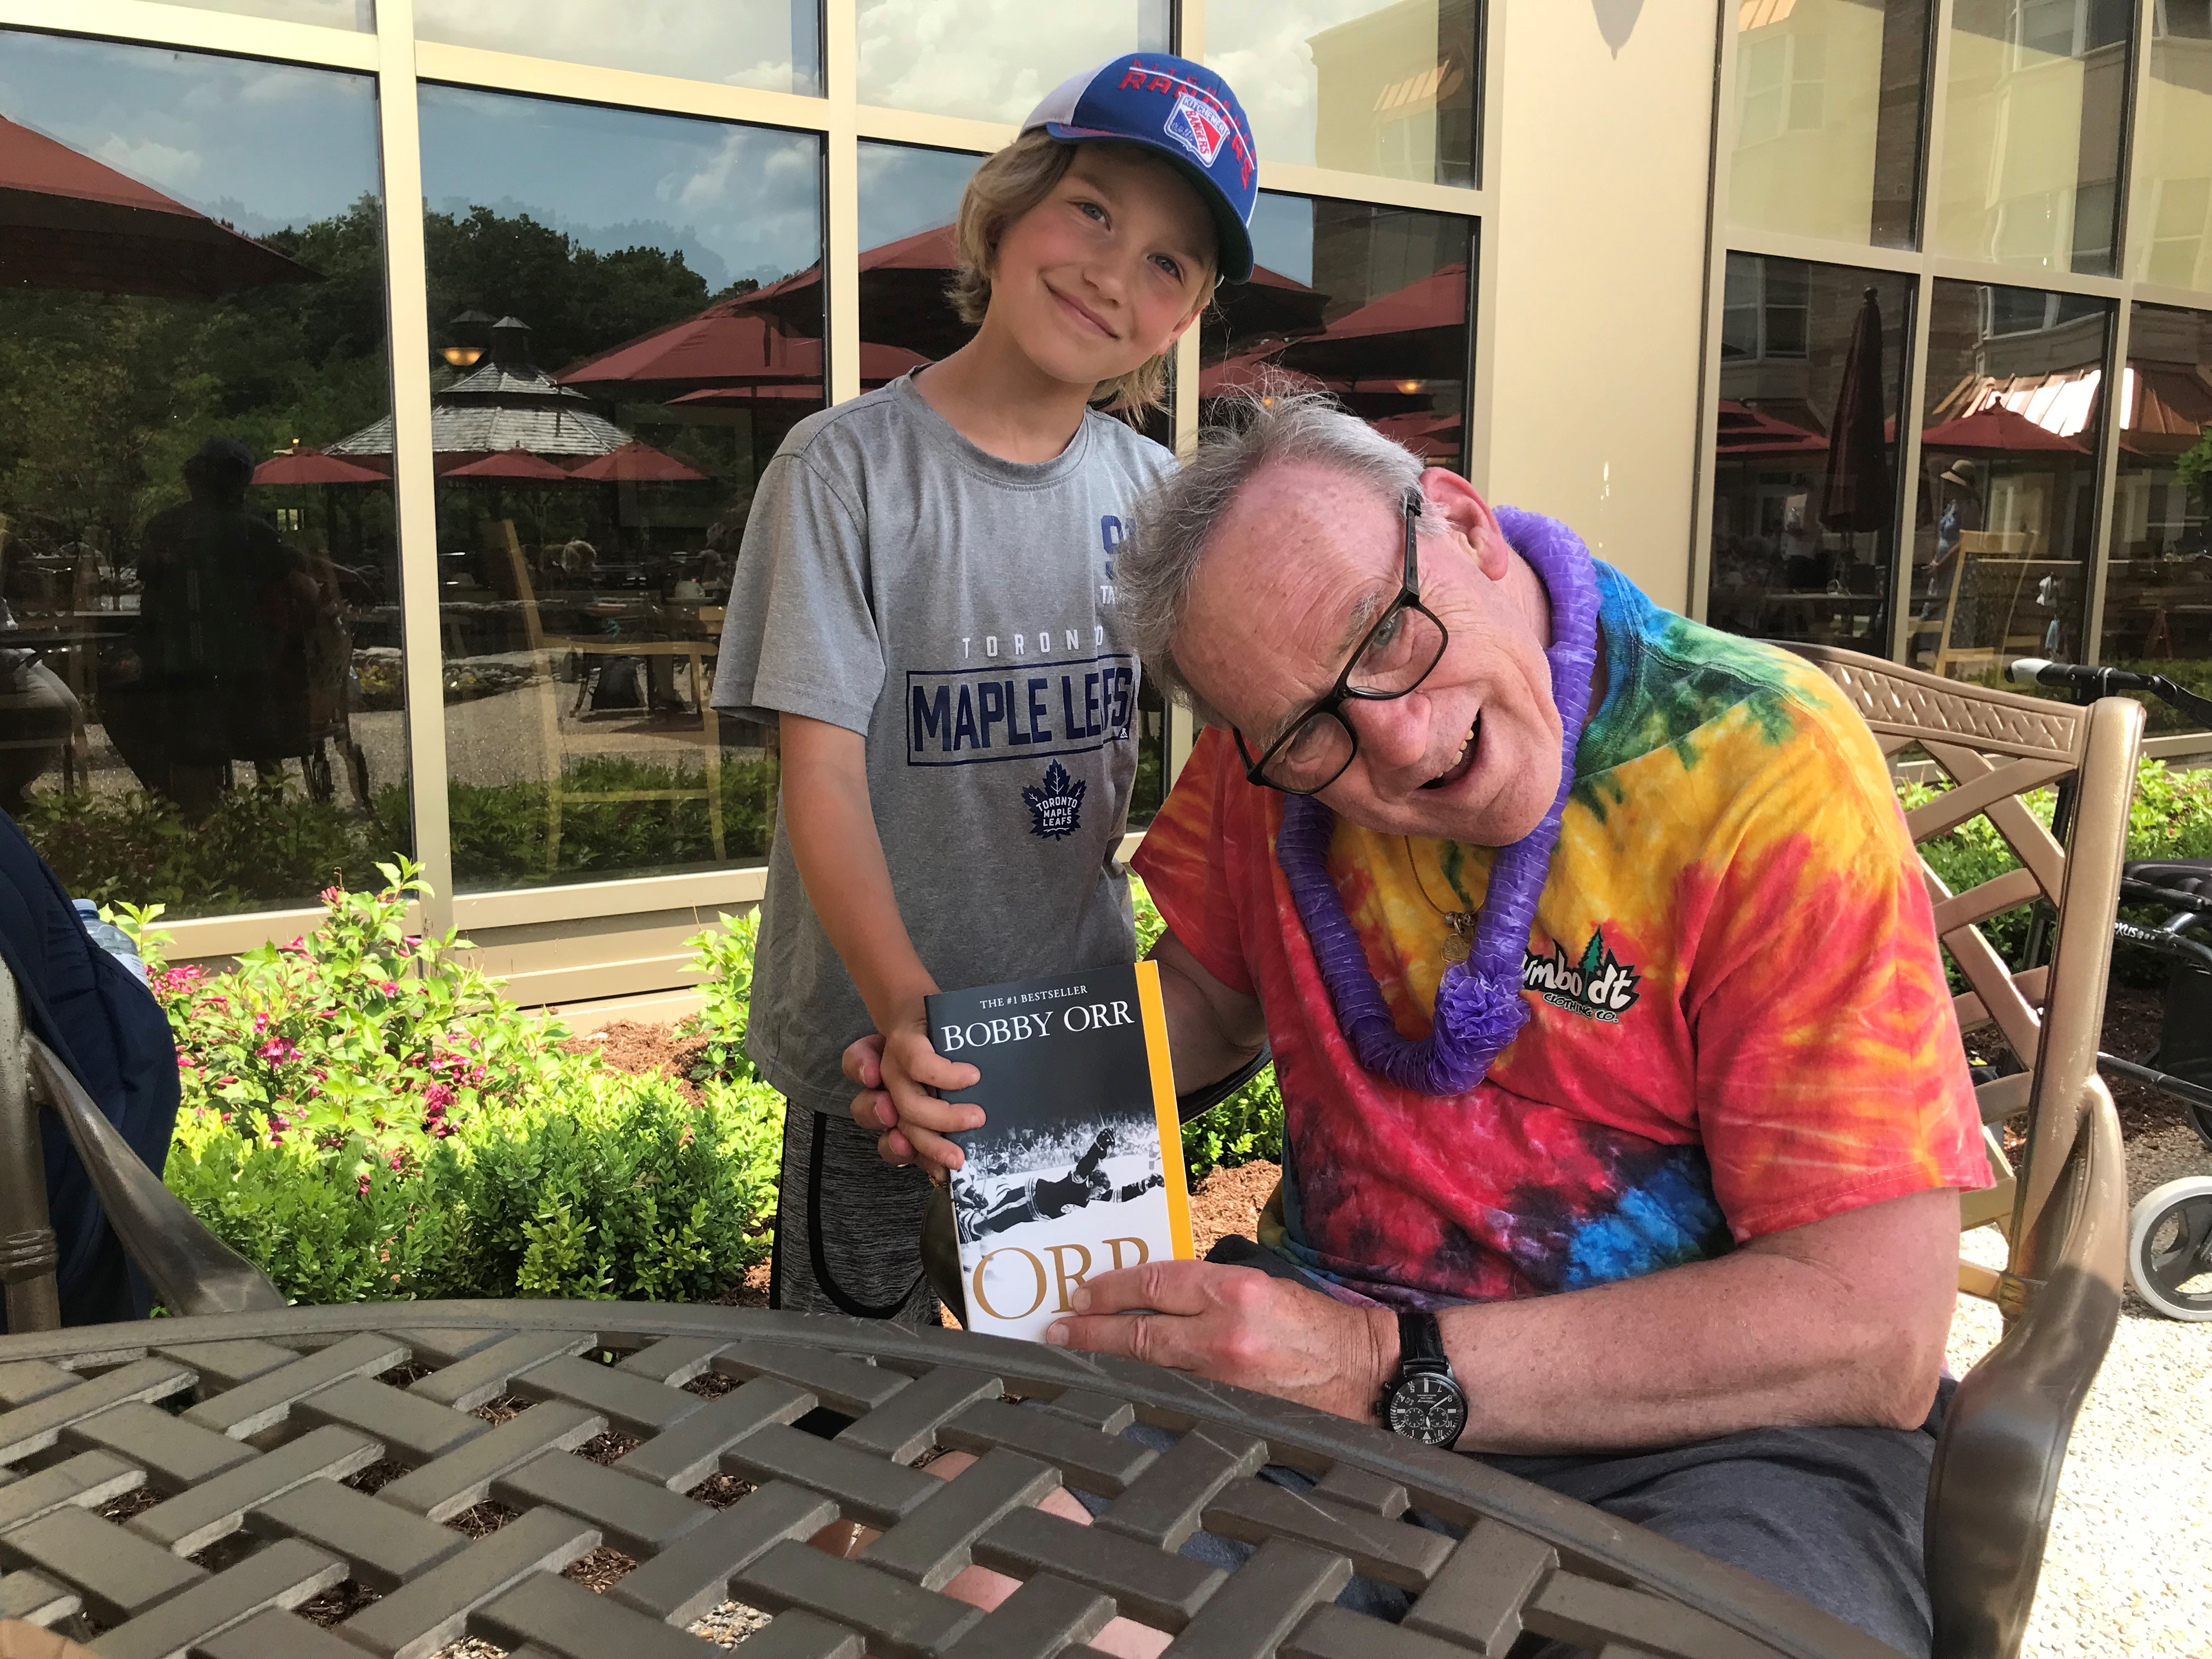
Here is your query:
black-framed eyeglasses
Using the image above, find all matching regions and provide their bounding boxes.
[1232,493,1450,796]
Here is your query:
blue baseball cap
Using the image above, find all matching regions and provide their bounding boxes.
[1022,54,1258,283]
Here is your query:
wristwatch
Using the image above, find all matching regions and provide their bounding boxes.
[1378,1307,1468,1447]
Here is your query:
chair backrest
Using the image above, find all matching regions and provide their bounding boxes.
[1788,646,2135,1258]
[1787,645,2134,1659]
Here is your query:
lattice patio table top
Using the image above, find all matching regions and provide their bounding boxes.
[0,1302,1897,1659]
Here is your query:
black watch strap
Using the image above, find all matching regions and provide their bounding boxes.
[1397,1307,1447,1369]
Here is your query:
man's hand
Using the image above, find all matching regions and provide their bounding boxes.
[1042,1260,1398,1424]
[845,1026,980,1180]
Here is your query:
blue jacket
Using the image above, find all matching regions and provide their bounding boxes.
[0,811,180,1328]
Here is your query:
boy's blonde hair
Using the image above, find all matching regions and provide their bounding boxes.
[948,129,1216,417]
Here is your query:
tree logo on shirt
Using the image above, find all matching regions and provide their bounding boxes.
[1022,760,1086,840]
[1522,927,1640,1022]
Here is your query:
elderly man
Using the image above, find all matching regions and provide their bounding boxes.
[853,392,1986,1655]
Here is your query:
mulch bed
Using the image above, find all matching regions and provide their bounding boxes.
[1970,983,2192,1143]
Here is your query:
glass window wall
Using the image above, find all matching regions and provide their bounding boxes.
[0,30,404,917]
[1707,255,1915,651]
[1206,0,1478,188]
[1727,0,1928,247]
[2100,303,2212,725]
[1203,192,1472,475]
[1934,0,2132,275]
[414,2,821,95]
[407,88,822,891]
[857,2,1170,122]
[1908,278,2113,681]
[2129,3,2212,290]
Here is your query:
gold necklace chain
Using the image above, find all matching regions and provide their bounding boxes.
[1403,838,1478,966]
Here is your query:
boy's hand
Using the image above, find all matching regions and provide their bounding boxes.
[844,1017,981,1181]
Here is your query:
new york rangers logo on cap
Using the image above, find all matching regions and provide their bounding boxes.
[1020,53,1259,283]
[1164,88,1231,166]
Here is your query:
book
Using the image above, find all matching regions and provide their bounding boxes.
[927,961,1193,1341]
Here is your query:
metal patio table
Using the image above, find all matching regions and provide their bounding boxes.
[0,1301,1898,1659]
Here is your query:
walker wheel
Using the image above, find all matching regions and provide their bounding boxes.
[2128,1175,2212,1321]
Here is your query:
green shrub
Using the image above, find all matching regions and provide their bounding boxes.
[167,1070,781,1304]
[1904,755,2212,986]
[145,860,782,1304]
[448,757,777,885]
[677,909,758,1085]
[22,782,407,917]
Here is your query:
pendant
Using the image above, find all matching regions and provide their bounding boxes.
[1441,912,1476,965]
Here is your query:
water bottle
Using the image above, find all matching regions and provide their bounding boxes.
[73,899,149,985]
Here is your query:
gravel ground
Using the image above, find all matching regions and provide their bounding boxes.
[1947,1120,2212,1658]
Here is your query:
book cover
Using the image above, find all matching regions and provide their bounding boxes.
[928,961,1193,1340]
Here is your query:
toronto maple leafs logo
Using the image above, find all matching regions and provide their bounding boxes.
[1164,88,1231,166]
[1520,927,1641,1023]
[1022,760,1086,840]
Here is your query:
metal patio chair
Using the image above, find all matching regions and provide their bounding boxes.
[0,966,282,1335]
[1789,644,2136,1659]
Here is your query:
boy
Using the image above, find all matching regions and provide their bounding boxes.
[713,55,1258,1323]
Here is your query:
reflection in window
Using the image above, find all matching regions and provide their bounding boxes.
[1207,0,1479,188]
[857,2,1169,122]
[1708,256,1913,654]
[1201,191,1471,480]
[389,88,822,891]
[0,31,403,917]
[1935,0,2131,274]
[140,0,368,26]
[414,1,820,95]
[2101,304,2212,727]
[1728,0,1928,247]
[1908,279,2112,682]
[2129,3,2212,289]
[848,140,1173,821]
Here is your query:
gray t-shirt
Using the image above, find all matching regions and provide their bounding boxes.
[712,375,1173,1111]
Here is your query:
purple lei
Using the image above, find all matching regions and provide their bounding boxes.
[1275,507,1601,1096]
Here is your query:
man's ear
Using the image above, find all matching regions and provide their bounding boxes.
[1418,467,1508,579]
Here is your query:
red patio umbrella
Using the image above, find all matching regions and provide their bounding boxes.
[441,447,574,482]
[738,225,1330,365]
[1198,346,1325,399]
[1715,400,1828,457]
[1277,264,1469,381]
[567,439,708,483]
[1921,404,2088,455]
[0,114,316,298]
[560,307,825,402]
[252,445,386,486]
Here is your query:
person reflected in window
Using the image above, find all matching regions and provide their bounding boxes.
[125,437,317,819]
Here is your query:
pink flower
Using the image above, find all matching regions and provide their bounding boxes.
[357,1172,371,1195]
[422,1083,454,1111]
[428,1119,454,1139]
[379,981,399,997]
[256,1037,295,1063]
[387,1147,406,1169]
[253,1013,269,1034]
[320,886,342,904]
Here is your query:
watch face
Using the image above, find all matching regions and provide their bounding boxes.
[1386,1371,1468,1446]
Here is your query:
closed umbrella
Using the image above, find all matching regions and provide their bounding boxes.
[0,114,315,298]
[1820,289,1893,534]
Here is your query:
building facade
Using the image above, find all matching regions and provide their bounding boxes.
[0,0,2204,1012]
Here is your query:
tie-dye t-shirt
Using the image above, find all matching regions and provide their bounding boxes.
[1133,562,1987,1309]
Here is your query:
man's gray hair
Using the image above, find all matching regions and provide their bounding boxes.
[1122,386,1433,726]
